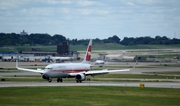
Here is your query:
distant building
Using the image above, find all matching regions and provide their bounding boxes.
[57,42,69,55]
[20,30,28,36]
[20,30,28,44]
[20,41,70,56]
[21,48,56,56]
[99,53,108,60]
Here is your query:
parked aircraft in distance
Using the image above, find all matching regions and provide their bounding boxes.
[50,56,74,63]
[95,60,105,65]
[16,39,135,83]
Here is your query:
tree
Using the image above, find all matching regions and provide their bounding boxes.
[94,38,102,44]
[51,34,66,45]
[109,35,121,43]
[120,37,135,45]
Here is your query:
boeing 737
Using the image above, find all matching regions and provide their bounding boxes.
[16,39,134,83]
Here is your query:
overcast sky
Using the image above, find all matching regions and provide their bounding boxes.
[0,0,180,40]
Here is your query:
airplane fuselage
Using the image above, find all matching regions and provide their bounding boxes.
[42,63,91,79]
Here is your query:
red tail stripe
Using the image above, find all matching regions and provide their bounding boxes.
[86,55,91,61]
[86,45,92,61]
[88,45,92,52]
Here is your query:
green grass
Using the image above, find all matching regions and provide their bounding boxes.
[2,76,43,82]
[71,44,180,51]
[126,44,180,49]
[151,64,180,67]
[95,74,180,79]
[1,44,180,52]
[0,48,12,52]
[147,72,180,75]
[0,86,180,106]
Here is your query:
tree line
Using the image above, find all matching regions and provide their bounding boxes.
[0,33,180,46]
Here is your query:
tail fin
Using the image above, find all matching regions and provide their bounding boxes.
[81,39,92,64]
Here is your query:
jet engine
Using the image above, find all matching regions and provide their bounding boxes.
[42,74,52,82]
[42,74,48,80]
[75,73,86,82]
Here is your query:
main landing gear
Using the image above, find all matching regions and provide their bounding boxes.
[47,78,52,82]
[47,78,87,83]
[76,80,82,83]
[57,78,63,83]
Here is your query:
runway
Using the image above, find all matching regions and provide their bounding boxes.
[0,81,180,88]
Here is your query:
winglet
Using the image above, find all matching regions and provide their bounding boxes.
[81,39,92,64]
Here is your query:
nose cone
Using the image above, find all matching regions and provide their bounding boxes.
[44,65,52,73]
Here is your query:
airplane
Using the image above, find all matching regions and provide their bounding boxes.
[16,39,135,83]
[42,56,74,63]
[50,56,74,63]
[95,60,105,67]
[95,60,105,65]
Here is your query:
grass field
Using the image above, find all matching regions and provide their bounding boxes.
[0,86,180,106]
[1,44,180,52]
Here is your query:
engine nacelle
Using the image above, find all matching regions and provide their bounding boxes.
[76,73,86,81]
[42,74,48,80]
[42,74,52,82]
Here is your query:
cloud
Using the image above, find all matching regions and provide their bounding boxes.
[97,10,109,15]
[77,9,93,15]
[18,7,70,17]
[77,8,109,16]
[0,0,180,39]
[0,0,27,10]
[77,0,95,6]
[62,0,72,4]
[126,1,135,6]
[60,8,70,14]
[42,0,72,5]
[19,7,54,16]
[46,0,60,5]
[33,0,61,5]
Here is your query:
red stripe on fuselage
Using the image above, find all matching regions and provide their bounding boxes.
[50,69,89,73]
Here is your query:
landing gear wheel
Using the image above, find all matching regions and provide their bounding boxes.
[48,78,52,82]
[57,78,63,83]
[76,80,82,83]
[60,78,63,82]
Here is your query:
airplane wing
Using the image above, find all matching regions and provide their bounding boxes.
[16,67,44,73]
[69,68,133,76]
[69,62,136,76]
[85,68,131,76]
[85,62,136,76]
[16,60,44,73]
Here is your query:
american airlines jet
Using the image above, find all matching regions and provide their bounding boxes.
[16,39,134,83]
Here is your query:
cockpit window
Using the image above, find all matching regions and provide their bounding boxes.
[45,68,52,70]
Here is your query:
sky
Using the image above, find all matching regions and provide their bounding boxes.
[0,0,180,40]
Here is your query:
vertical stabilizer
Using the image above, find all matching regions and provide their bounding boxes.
[81,39,92,64]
